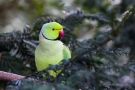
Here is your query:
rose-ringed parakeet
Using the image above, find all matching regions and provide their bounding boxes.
[35,22,71,77]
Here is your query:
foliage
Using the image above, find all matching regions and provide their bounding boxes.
[1,0,135,90]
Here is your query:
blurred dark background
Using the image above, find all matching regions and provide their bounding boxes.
[0,0,126,39]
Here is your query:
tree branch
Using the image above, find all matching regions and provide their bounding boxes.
[0,71,25,82]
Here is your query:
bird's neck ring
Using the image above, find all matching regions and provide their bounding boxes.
[41,32,59,41]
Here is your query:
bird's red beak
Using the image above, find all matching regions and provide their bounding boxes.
[59,29,64,39]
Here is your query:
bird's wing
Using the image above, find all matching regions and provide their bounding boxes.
[63,45,71,59]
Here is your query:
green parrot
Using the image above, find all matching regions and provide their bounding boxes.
[35,22,71,77]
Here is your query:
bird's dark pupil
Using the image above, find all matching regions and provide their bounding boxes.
[52,28,54,30]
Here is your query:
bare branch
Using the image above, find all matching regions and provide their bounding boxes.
[0,71,25,82]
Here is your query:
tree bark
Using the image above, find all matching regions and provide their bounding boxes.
[0,71,25,82]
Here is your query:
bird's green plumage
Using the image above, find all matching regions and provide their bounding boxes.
[35,22,71,77]
[63,45,71,58]
[42,22,63,40]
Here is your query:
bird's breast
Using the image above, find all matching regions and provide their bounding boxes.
[35,39,64,71]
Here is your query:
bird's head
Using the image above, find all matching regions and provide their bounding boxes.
[40,22,64,40]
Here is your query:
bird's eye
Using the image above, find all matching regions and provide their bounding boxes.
[52,28,54,31]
